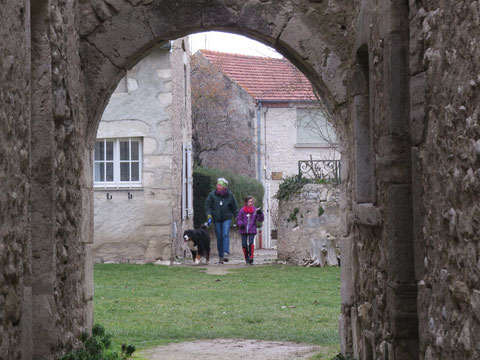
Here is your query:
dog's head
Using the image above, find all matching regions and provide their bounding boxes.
[183,230,193,242]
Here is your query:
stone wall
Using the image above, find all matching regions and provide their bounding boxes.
[31,1,93,358]
[410,1,480,359]
[0,2,31,359]
[277,184,341,265]
[94,40,191,263]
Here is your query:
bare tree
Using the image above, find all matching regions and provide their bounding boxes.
[190,53,256,176]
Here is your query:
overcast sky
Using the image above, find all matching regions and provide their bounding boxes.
[189,31,283,58]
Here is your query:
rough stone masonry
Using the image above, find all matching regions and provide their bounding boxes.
[0,0,479,359]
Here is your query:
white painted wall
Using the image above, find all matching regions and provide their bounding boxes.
[257,105,339,248]
[93,39,192,263]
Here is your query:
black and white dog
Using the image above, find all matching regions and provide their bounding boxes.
[183,226,211,265]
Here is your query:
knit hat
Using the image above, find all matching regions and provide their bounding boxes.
[217,178,228,187]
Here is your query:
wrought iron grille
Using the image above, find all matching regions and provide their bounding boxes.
[298,159,341,184]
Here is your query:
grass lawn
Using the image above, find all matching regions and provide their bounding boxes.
[93,263,341,359]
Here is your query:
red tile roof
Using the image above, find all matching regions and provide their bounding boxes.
[200,50,316,102]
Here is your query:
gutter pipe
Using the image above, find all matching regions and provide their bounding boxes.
[257,101,262,181]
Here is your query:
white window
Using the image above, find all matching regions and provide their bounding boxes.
[94,138,142,188]
[296,108,337,146]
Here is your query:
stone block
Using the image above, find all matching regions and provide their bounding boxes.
[340,236,354,306]
[20,286,32,360]
[157,92,172,106]
[86,6,155,67]
[386,184,415,283]
[379,0,409,38]
[417,286,432,353]
[32,294,56,358]
[156,69,171,79]
[387,282,418,338]
[144,155,173,170]
[277,15,347,105]
[97,119,150,137]
[384,32,410,141]
[351,306,361,359]
[201,0,241,28]
[353,94,374,203]
[84,244,94,302]
[410,72,427,146]
[412,147,426,281]
[353,203,381,226]
[471,290,480,322]
[144,137,159,155]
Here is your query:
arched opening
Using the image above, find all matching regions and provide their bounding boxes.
[86,21,346,356]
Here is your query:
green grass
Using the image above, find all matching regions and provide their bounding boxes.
[93,263,341,359]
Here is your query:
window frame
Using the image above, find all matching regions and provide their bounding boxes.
[93,137,143,189]
[295,107,337,147]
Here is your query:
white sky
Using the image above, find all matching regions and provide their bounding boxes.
[189,31,283,58]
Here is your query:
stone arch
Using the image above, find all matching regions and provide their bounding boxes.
[78,0,352,143]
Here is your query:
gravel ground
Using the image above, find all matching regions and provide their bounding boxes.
[140,338,324,360]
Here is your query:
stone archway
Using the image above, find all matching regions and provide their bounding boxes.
[75,1,360,357]
[7,0,480,359]
[5,0,422,359]
[78,0,352,143]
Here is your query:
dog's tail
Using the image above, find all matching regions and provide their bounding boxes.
[200,223,209,230]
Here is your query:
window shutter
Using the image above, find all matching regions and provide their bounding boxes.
[182,143,187,220]
[186,142,193,218]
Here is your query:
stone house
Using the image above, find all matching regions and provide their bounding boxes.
[197,50,340,248]
[93,39,193,263]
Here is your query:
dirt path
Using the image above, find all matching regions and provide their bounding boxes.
[140,339,324,360]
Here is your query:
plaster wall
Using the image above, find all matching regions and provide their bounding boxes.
[260,106,340,247]
[94,40,192,263]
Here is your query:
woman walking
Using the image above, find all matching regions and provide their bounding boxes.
[205,178,238,264]
[237,196,264,264]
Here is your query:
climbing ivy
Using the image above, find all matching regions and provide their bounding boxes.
[274,175,311,201]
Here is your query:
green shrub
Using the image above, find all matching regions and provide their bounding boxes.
[59,324,135,360]
[274,174,311,201]
[193,166,264,228]
[275,174,338,202]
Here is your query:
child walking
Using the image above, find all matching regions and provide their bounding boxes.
[237,196,264,264]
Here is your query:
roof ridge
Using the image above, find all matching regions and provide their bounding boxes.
[200,49,284,61]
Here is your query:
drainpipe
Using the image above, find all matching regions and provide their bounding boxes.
[257,101,262,181]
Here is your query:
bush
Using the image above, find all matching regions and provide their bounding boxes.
[274,174,337,201]
[193,166,264,228]
[59,324,135,360]
[274,174,311,201]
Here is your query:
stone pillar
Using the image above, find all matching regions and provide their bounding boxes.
[30,1,57,357]
[381,1,419,358]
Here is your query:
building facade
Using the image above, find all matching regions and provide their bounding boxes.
[198,50,340,248]
[93,39,193,263]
